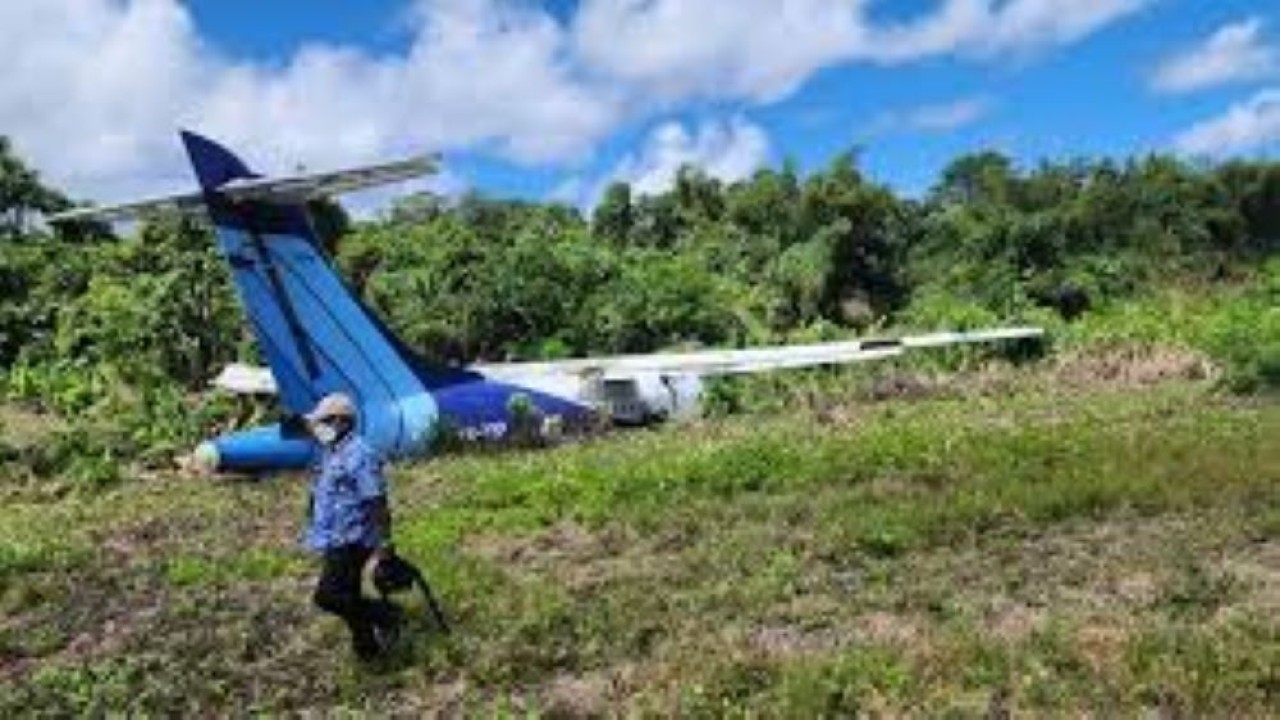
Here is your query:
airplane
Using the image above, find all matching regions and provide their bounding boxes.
[52,132,1043,474]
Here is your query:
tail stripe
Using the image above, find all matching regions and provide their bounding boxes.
[243,313,318,409]
[223,246,317,412]
[267,239,411,399]
[270,249,412,447]
[248,232,322,379]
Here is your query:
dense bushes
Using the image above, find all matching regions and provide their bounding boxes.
[1051,259,1280,393]
[0,164,249,484]
[345,151,1279,369]
[343,155,910,361]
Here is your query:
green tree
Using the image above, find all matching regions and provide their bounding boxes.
[53,213,243,388]
[797,152,912,319]
[931,151,1017,207]
[305,197,351,256]
[592,182,633,246]
[0,136,70,238]
[1217,161,1280,255]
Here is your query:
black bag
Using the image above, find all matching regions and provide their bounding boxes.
[372,548,450,634]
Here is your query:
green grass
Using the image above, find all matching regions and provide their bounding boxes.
[1,378,1279,715]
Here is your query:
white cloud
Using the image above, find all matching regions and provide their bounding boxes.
[572,0,867,103]
[573,0,1153,100]
[2,0,1151,207]
[0,0,620,204]
[1173,88,1280,156]
[1152,18,1277,94]
[0,0,207,197]
[859,0,1154,60]
[615,118,771,197]
[568,117,771,207]
[874,96,994,134]
[981,0,1152,55]
[909,96,991,130]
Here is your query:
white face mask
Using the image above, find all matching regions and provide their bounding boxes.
[313,422,339,446]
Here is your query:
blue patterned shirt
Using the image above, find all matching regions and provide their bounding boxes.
[304,435,388,552]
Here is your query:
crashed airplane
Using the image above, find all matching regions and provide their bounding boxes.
[53,133,1042,473]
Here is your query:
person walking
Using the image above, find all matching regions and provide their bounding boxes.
[303,392,401,661]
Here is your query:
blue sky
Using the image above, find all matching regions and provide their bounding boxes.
[4,1,1279,208]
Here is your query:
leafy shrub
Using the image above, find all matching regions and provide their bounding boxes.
[2,357,243,489]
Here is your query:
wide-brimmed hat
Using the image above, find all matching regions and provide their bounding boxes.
[305,392,357,422]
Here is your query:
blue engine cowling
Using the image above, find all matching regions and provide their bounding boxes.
[194,392,440,474]
[194,423,317,474]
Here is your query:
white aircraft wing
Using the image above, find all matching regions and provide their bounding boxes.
[478,341,900,381]
[479,326,1044,381]
[210,327,1043,395]
[48,155,437,224]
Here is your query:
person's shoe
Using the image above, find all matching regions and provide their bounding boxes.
[352,634,382,662]
[372,603,403,653]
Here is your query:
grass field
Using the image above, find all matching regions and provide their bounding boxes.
[2,360,1279,715]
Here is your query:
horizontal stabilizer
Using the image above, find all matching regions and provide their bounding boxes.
[47,191,207,224]
[214,154,437,203]
[48,154,437,224]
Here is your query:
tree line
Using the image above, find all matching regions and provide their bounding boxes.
[2,137,1279,395]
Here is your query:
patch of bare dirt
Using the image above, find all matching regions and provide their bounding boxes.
[467,522,688,592]
[1219,540,1280,615]
[869,509,1279,655]
[1,567,162,678]
[471,522,613,566]
[985,601,1046,643]
[864,373,940,403]
[61,600,167,661]
[1052,345,1218,389]
[1075,622,1132,673]
[747,622,845,658]
[0,404,63,448]
[854,611,923,647]
[1113,571,1162,607]
[98,517,167,562]
[539,669,626,718]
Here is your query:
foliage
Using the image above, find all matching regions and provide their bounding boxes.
[0,136,70,238]
[0,210,247,484]
[0,235,97,366]
[913,153,1278,316]
[1048,259,1280,391]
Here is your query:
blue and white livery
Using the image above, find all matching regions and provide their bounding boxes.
[52,133,1042,473]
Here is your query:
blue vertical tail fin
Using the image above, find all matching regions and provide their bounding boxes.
[180,131,437,455]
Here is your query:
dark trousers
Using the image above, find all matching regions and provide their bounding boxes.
[313,544,395,656]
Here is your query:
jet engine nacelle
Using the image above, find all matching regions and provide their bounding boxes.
[193,391,439,474]
[194,423,317,474]
[601,372,704,425]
